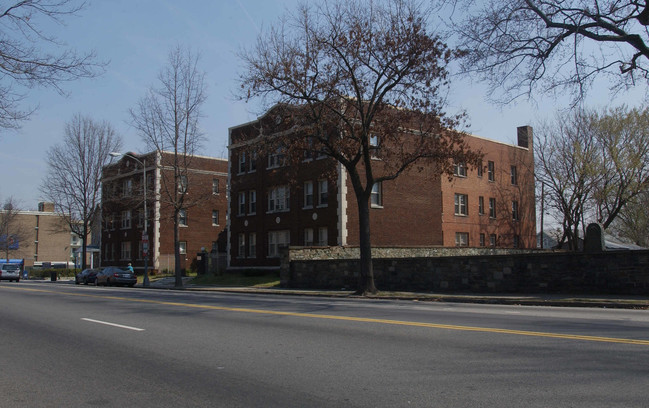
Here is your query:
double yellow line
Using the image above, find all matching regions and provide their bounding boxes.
[5,285,649,346]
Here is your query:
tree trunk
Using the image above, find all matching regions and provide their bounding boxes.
[174,211,183,288]
[81,224,88,270]
[356,193,377,295]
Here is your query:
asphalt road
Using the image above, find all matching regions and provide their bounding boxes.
[1,281,648,407]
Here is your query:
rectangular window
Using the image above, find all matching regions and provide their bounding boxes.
[513,235,520,248]
[268,186,290,213]
[249,151,257,172]
[478,196,484,215]
[268,147,286,169]
[370,134,380,158]
[489,234,497,247]
[178,175,188,193]
[489,197,496,218]
[179,241,187,254]
[479,233,486,247]
[238,152,246,174]
[454,162,467,177]
[238,191,246,216]
[371,182,382,207]
[248,233,256,258]
[488,161,495,182]
[477,160,483,177]
[121,210,132,229]
[238,233,245,258]
[137,209,144,227]
[318,180,328,207]
[511,165,518,185]
[304,228,314,246]
[268,230,290,258]
[121,242,131,260]
[512,200,520,220]
[212,210,219,226]
[304,181,313,208]
[249,190,257,214]
[455,232,469,247]
[123,179,133,197]
[212,178,219,195]
[318,227,328,246]
[454,194,468,216]
[179,209,187,226]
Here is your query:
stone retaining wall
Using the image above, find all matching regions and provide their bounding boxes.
[280,247,649,295]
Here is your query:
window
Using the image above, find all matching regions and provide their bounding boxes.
[137,209,144,227]
[371,182,382,207]
[268,230,290,257]
[122,179,133,197]
[121,242,131,260]
[512,200,520,221]
[489,234,497,247]
[513,235,520,248]
[212,210,219,226]
[454,194,468,216]
[268,186,290,213]
[268,147,286,169]
[318,227,328,246]
[178,175,188,193]
[212,178,219,195]
[304,228,314,246]
[478,196,484,215]
[249,190,257,214]
[179,209,187,226]
[370,134,380,158]
[304,181,314,208]
[179,241,187,254]
[121,210,131,229]
[455,232,469,247]
[238,152,247,173]
[479,233,486,247]
[318,180,328,207]
[248,233,256,258]
[238,192,246,216]
[489,197,496,218]
[454,162,467,177]
[238,233,245,258]
[487,161,495,181]
[477,161,483,177]
[249,152,257,172]
[511,165,518,185]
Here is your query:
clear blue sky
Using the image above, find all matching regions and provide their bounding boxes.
[0,0,641,209]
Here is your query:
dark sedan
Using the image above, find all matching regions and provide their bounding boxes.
[95,267,137,287]
[75,268,98,285]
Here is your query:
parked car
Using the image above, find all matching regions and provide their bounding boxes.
[0,263,21,282]
[75,268,98,285]
[95,266,136,287]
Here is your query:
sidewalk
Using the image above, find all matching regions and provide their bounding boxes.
[145,278,649,309]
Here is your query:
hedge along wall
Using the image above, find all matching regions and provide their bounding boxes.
[280,247,649,295]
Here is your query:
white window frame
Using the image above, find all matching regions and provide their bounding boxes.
[268,186,290,213]
[212,178,219,195]
[238,233,246,258]
[212,210,219,226]
[248,232,256,258]
[178,175,188,194]
[318,227,328,246]
[179,209,188,226]
[121,210,132,229]
[454,194,468,216]
[304,181,314,209]
[268,230,290,258]
[512,200,520,221]
[179,241,187,255]
[121,241,131,260]
[267,148,286,169]
[238,152,246,174]
[489,197,496,218]
[454,163,467,177]
[123,179,133,197]
[304,228,314,246]
[478,196,484,215]
[238,191,246,216]
[511,165,518,185]
[455,232,469,247]
[317,180,328,207]
[488,161,495,182]
[371,182,383,208]
[249,190,257,215]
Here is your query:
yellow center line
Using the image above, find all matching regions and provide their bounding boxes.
[4,285,649,346]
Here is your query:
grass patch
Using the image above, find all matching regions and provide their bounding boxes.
[191,271,280,288]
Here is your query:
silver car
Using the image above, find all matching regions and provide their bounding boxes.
[0,264,21,282]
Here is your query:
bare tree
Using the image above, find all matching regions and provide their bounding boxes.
[448,0,649,103]
[238,0,481,294]
[535,105,649,249]
[129,45,207,288]
[40,114,122,269]
[0,197,30,261]
[609,189,649,246]
[0,0,103,131]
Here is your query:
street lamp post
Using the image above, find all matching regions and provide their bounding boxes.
[110,152,150,287]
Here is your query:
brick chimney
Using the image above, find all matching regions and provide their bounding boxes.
[38,202,55,212]
[517,126,533,149]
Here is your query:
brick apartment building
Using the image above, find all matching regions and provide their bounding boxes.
[228,110,536,270]
[101,151,228,274]
[0,202,86,268]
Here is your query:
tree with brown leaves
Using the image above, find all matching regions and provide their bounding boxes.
[239,0,481,294]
